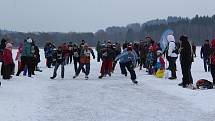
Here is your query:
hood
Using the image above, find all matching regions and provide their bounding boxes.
[167,35,175,42]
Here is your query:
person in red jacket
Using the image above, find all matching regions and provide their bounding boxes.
[2,42,14,79]
[210,39,215,85]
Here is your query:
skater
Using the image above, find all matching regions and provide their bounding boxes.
[167,34,178,80]
[44,42,53,68]
[210,38,215,85]
[62,43,70,65]
[178,35,194,88]
[73,43,95,80]
[15,43,23,74]
[50,46,65,79]
[72,44,81,73]
[98,44,115,78]
[68,42,73,64]
[192,42,197,57]
[115,46,138,84]
[139,41,148,70]
[96,40,102,62]
[16,38,34,77]
[145,46,155,75]
[2,42,14,79]
[201,40,211,72]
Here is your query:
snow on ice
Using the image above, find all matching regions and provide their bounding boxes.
[0,47,215,121]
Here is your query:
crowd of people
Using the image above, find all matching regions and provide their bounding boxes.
[0,33,215,89]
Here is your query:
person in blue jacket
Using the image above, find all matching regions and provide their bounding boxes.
[115,46,138,84]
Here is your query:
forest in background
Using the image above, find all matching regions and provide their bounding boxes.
[1,15,215,47]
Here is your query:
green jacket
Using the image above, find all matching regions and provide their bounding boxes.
[22,41,33,57]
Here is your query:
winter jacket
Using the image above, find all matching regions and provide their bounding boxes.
[3,48,13,65]
[139,43,148,59]
[22,41,33,57]
[101,48,115,60]
[200,44,211,58]
[79,48,95,64]
[62,45,70,57]
[180,40,193,64]
[53,50,65,63]
[72,47,80,58]
[115,51,136,65]
[123,48,138,60]
[146,52,155,67]
[44,46,53,58]
[167,35,178,58]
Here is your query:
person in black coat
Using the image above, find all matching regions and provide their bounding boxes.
[72,44,81,73]
[50,46,65,79]
[179,35,194,88]
[200,40,211,72]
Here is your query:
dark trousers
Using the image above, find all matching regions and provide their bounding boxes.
[69,54,73,64]
[46,57,52,68]
[73,58,79,73]
[97,53,102,62]
[140,57,146,68]
[203,58,210,72]
[17,56,33,77]
[32,58,36,74]
[52,62,65,78]
[76,63,90,76]
[181,62,193,85]
[120,62,127,75]
[2,64,13,79]
[168,57,177,78]
[125,62,136,80]
[210,64,215,84]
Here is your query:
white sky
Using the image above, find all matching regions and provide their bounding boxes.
[0,0,214,32]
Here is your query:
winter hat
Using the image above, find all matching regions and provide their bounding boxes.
[6,43,12,49]
[27,38,33,43]
[179,35,188,41]
[167,35,175,42]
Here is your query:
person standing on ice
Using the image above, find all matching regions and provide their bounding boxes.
[72,43,81,74]
[201,40,211,72]
[98,43,115,79]
[178,35,194,88]
[73,43,95,80]
[167,34,178,80]
[210,38,215,86]
[50,46,65,79]
[114,46,138,84]
[44,42,54,68]
[16,38,34,77]
[2,42,14,79]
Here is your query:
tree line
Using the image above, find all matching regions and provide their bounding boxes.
[1,14,215,47]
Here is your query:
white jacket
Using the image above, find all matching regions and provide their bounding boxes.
[167,35,178,57]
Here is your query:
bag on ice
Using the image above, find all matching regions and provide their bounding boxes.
[196,79,213,89]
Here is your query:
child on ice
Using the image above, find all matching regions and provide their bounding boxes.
[154,50,165,78]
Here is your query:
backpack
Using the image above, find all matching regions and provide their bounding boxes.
[196,79,213,89]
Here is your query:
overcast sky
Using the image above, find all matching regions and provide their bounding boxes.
[0,0,214,32]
